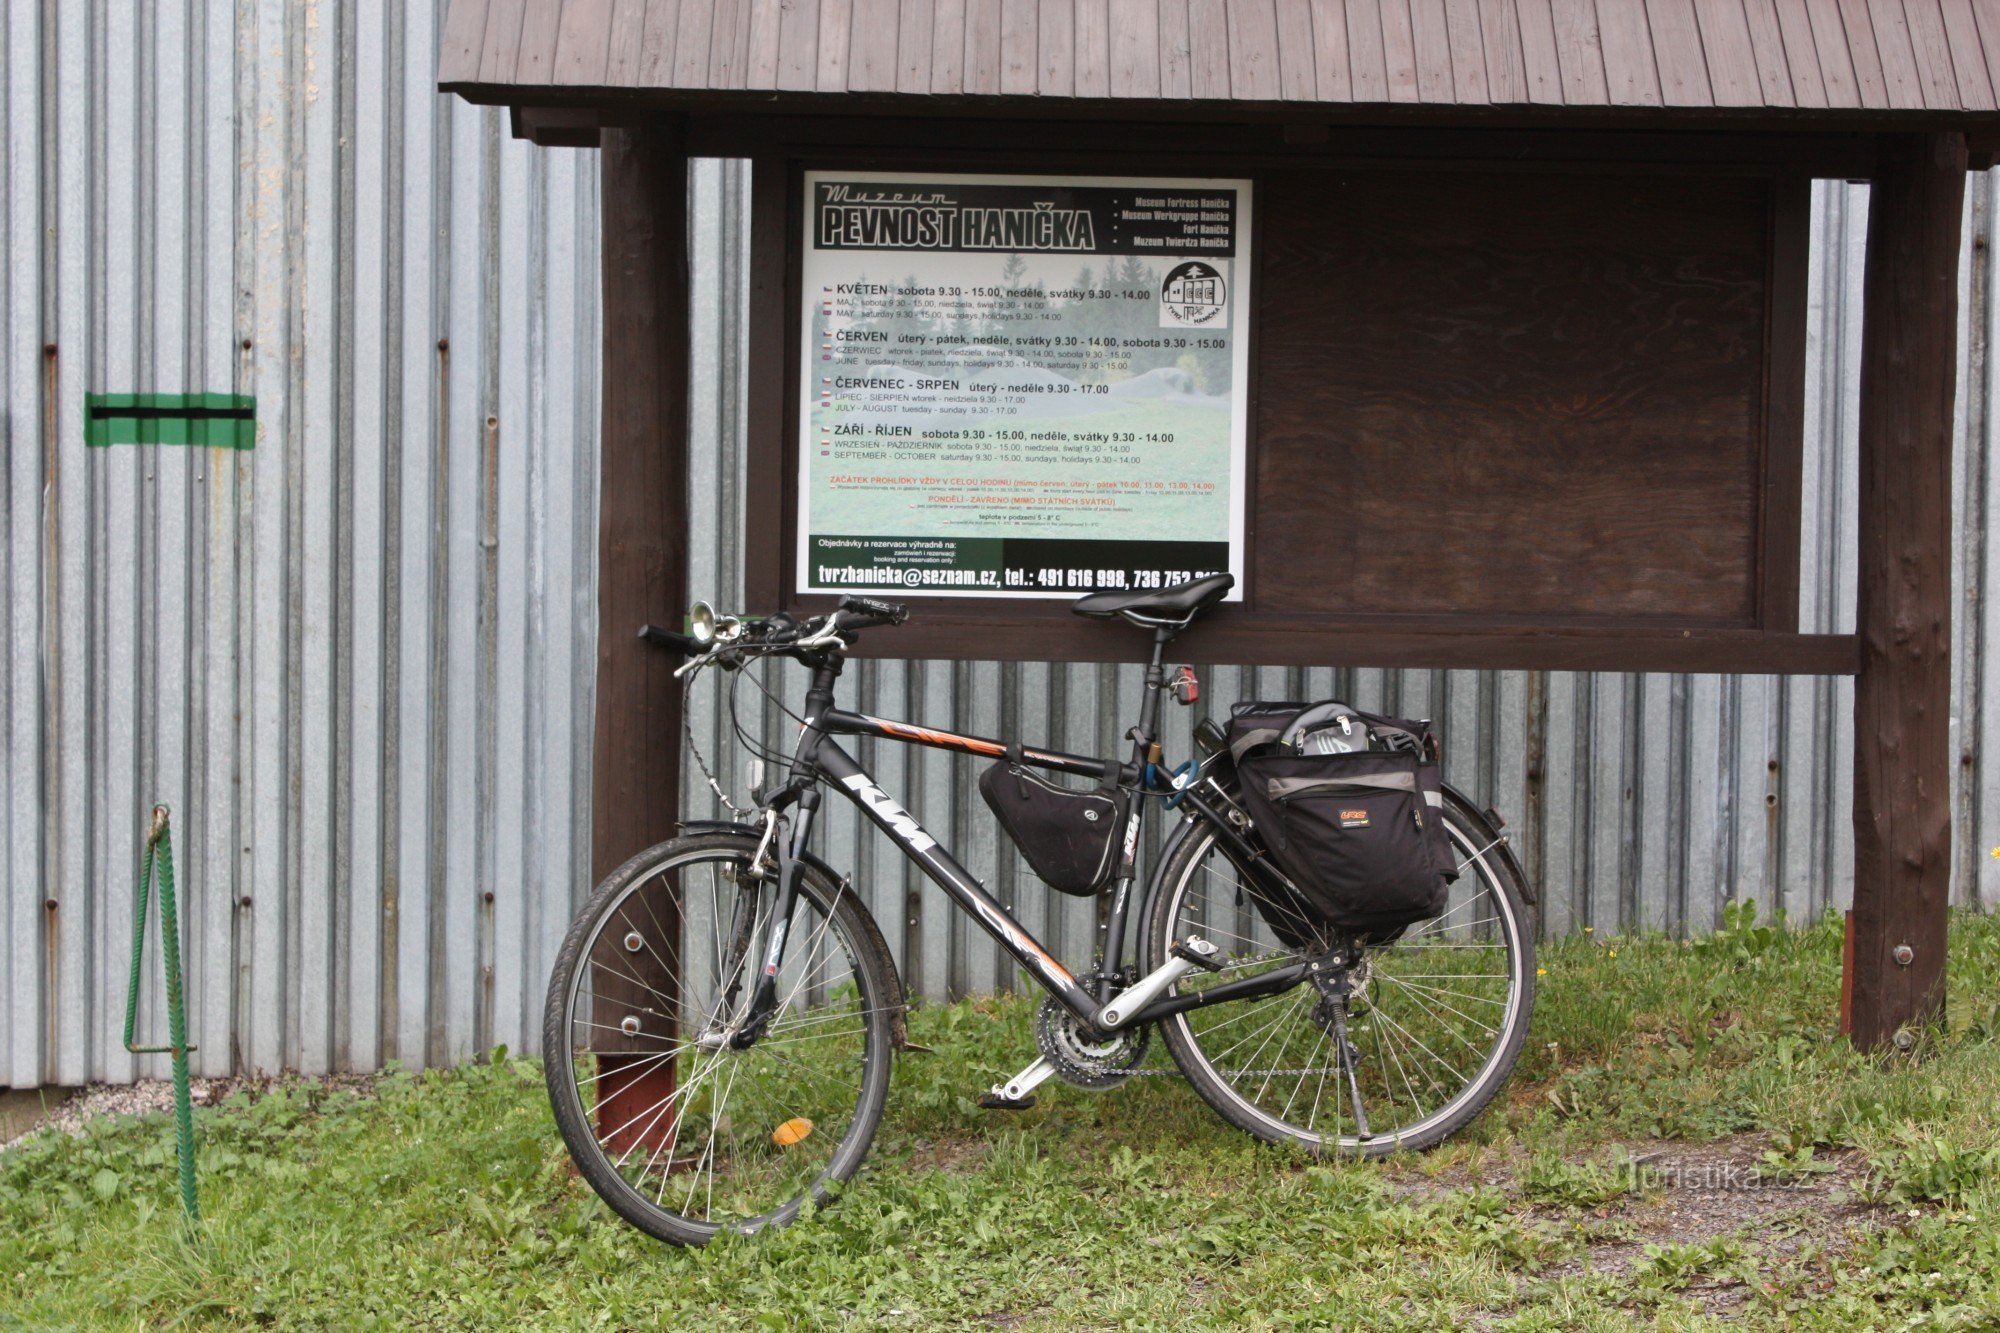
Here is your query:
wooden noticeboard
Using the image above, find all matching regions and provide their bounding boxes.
[747,149,1833,675]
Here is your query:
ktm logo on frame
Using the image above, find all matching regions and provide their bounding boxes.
[841,775,938,852]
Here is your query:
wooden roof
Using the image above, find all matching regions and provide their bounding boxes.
[439,0,2000,115]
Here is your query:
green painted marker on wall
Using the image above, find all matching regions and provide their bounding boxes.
[85,393,255,449]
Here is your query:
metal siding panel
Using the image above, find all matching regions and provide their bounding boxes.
[194,0,242,1084]
[346,0,390,1075]
[395,0,443,1071]
[1636,673,1674,929]
[241,0,292,1077]
[441,98,487,1068]
[1973,173,2000,911]
[3,2,34,1088]
[490,131,534,1056]
[1538,673,1580,935]
[298,0,342,1078]
[150,0,197,1083]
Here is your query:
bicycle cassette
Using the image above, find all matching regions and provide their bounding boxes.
[1035,974,1150,1090]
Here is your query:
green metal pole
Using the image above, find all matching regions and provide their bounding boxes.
[124,805,199,1223]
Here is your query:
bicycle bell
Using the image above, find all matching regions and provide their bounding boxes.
[689,599,740,645]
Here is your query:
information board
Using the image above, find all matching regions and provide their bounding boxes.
[796,171,1251,600]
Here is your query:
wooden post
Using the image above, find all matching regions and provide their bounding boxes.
[1848,132,1965,1052]
[590,123,691,1146]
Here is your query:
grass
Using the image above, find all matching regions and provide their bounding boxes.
[4,907,2000,1329]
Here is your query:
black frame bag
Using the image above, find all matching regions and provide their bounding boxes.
[1227,701,1455,938]
[979,763,1128,896]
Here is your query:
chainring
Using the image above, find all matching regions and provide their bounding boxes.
[1035,972,1151,1090]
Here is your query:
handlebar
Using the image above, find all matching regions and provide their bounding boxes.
[636,623,701,653]
[637,595,910,667]
[831,595,910,630]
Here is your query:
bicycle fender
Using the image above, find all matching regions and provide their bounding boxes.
[1439,785,1536,906]
[676,819,919,1051]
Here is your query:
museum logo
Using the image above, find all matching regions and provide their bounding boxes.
[1159,260,1228,328]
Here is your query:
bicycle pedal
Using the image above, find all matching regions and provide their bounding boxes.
[1171,937,1224,972]
[976,1091,1038,1111]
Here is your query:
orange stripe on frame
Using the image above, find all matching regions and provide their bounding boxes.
[871,717,1008,756]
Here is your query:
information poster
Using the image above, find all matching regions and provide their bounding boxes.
[796,171,1251,599]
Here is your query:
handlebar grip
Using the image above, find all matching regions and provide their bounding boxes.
[837,595,910,626]
[637,623,700,654]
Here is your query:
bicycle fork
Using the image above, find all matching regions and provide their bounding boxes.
[692,796,820,1053]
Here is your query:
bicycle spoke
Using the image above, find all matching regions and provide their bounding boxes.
[1162,816,1528,1153]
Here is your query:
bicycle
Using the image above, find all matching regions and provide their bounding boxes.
[544,574,1536,1245]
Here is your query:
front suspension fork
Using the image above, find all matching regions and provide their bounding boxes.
[728,787,821,1049]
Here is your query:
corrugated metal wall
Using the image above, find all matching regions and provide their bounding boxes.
[3,3,1997,1086]
[1,2,601,1087]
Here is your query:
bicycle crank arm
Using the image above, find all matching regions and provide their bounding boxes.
[1098,936,1218,1028]
[985,1055,1059,1107]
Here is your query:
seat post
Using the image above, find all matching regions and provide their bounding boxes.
[1133,625,1175,764]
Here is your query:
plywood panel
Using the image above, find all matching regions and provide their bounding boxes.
[1379,0,1422,100]
[1110,0,1163,95]
[1305,0,1354,100]
[1645,0,1715,103]
[1227,0,1283,98]
[1254,169,1773,625]
[1157,0,1193,96]
[1514,0,1567,103]
[1594,0,1662,103]
[555,0,616,83]
[1548,0,1610,102]
[1041,0,1078,92]
[1692,0,1767,105]
[1003,0,1042,92]
[1935,0,1996,110]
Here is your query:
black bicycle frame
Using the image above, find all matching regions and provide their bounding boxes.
[733,644,1311,1037]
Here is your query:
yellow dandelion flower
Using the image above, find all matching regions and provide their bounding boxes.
[1608,948,1619,959]
[1583,926,1594,934]
[1990,845,2000,860]
[1536,966,1547,977]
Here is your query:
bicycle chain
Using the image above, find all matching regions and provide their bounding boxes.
[1121,1066,1343,1078]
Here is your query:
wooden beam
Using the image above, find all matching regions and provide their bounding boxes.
[510,105,602,146]
[1848,131,1965,1052]
[591,123,691,1145]
[832,617,1859,675]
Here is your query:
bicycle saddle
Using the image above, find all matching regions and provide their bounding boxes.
[1072,573,1235,623]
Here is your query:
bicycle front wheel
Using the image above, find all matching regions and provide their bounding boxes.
[1143,801,1534,1155]
[543,831,896,1245]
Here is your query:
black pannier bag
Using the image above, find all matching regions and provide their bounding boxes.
[979,762,1128,896]
[1226,701,1456,938]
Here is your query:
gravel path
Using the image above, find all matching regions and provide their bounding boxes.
[0,1073,374,1151]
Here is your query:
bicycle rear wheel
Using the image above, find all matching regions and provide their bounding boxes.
[543,831,896,1244]
[1143,800,1534,1154]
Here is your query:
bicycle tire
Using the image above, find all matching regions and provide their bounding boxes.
[1141,798,1535,1155]
[544,831,896,1244]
